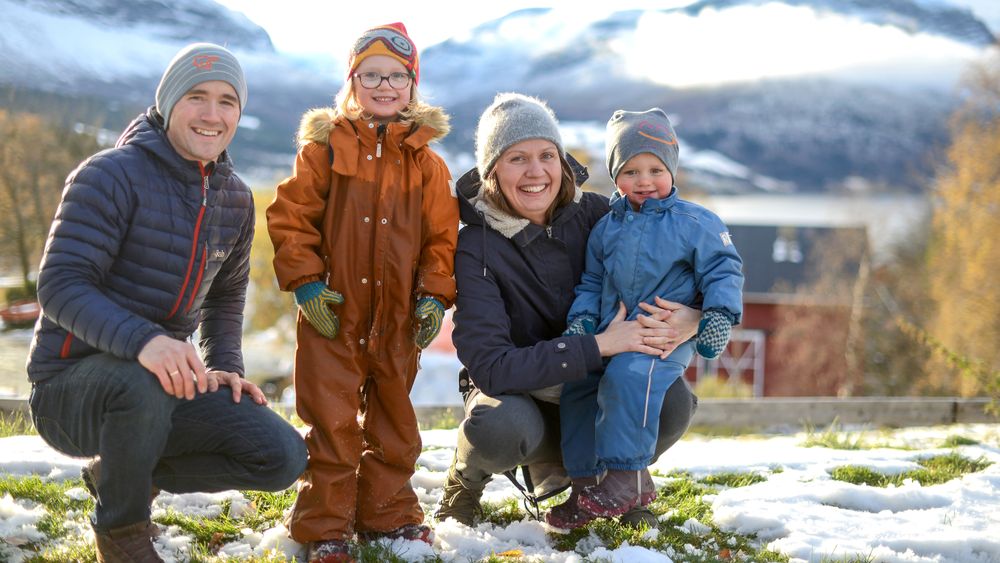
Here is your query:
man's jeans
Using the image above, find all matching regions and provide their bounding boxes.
[29,353,307,531]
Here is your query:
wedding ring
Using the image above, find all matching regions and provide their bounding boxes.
[169,370,180,376]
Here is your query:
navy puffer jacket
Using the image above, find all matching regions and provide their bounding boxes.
[27,108,254,382]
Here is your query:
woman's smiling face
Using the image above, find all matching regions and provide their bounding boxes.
[493,139,562,225]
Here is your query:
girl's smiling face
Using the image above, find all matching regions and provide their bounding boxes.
[352,55,411,120]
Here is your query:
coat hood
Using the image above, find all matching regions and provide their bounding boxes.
[296,101,450,147]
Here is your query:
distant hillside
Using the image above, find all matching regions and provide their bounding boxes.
[0,0,993,192]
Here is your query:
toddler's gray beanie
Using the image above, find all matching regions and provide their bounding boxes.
[155,43,247,129]
[606,108,679,182]
[475,93,563,178]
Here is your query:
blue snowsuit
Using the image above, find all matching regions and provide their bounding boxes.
[561,187,743,476]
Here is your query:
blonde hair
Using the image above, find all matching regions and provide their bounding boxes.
[480,154,577,224]
[334,78,422,122]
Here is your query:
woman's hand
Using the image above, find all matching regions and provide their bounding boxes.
[637,297,701,358]
[594,302,684,358]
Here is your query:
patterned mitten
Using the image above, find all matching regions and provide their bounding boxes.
[294,281,344,339]
[414,297,445,349]
[696,310,734,359]
[563,314,598,336]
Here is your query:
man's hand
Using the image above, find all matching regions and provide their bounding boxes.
[138,334,207,399]
[209,370,268,405]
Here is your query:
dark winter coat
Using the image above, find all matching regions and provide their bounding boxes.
[451,164,609,399]
[27,108,254,382]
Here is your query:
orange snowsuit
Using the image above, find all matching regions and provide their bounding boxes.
[266,103,457,541]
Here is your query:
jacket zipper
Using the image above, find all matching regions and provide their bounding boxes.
[184,242,208,313]
[165,164,209,320]
[369,124,386,350]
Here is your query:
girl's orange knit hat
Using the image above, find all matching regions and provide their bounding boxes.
[347,22,420,85]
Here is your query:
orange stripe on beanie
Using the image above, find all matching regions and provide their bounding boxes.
[347,22,420,85]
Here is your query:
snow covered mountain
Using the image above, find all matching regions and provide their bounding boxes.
[0,0,994,191]
[422,0,996,192]
[0,0,334,176]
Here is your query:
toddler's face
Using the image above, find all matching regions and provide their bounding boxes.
[615,153,672,210]
[352,55,412,120]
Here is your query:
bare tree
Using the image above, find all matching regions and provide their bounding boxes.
[0,110,99,296]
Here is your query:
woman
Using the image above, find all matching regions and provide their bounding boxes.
[434,93,701,528]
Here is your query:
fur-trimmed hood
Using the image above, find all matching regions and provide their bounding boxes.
[295,101,450,147]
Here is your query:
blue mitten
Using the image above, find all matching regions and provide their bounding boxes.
[696,310,734,359]
[414,297,445,349]
[294,281,344,339]
[563,314,598,336]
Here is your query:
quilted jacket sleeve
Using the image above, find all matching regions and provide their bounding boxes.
[35,155,166,359]
[199,196,254,376]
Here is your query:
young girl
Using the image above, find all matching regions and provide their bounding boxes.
[266,22,457,562]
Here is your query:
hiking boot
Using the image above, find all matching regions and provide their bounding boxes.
[82,458,161,508]
[544,476,599,530]
[638,468,658,506]
[359,523,434,545]
[93,520,164,563]
[577,469,645,517]
[433,467,487,527]
[308,539,354,563]
[619,505,659,529]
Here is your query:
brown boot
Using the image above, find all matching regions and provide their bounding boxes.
[93,521,163,563]
[433,465,487,527]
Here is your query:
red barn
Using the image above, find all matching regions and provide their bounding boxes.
[685,224,869,397]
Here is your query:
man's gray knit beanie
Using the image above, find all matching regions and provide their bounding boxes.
[475,93,563,178]
[606,108,679,182]
[155,43,247,129]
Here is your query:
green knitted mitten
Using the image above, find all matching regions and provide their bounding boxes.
[414,297,445,349]
[696,310,734,359]
[294,281,344,339]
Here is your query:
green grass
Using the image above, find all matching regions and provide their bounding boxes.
[941,435,979,447]
[0,411,37,438]
[546,475,788,562]
[801,419,871,450]
[829,452,993,487]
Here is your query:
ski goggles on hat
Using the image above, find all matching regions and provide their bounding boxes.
[352,27,415,65]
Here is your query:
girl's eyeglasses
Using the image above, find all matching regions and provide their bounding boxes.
[354,72,411,89]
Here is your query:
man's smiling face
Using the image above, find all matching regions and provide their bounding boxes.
[166,80,240,165]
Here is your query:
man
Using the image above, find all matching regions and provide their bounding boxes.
[26,43,307,563]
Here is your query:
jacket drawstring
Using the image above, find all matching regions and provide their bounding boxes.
[480,210,488,277]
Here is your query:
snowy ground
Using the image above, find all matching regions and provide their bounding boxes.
[1,423,999,562]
